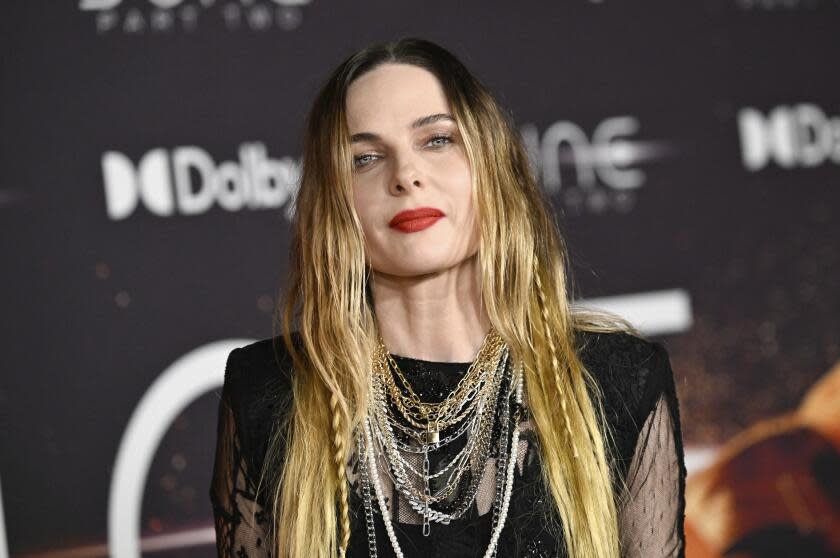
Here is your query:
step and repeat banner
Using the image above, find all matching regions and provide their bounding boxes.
[1,1,838,557]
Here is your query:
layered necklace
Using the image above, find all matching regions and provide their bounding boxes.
[356,328,526,558]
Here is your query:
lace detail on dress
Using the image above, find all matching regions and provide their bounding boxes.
[209,332,687,558]
[209,349,272,558]
[618,393,684,557]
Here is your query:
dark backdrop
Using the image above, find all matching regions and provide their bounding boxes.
[1,1,838,556]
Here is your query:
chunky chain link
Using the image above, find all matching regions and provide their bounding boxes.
[374,328,506,429]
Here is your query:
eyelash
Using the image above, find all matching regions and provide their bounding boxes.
[353,133,454,169]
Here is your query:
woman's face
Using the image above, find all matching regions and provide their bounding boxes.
[345,63,478,277]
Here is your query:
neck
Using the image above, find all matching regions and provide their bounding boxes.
[370,254,490,363]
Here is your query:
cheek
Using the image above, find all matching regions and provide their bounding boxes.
[455,167,480,249]
[441,151,472,184]
[352,183,389,266]
[352,183,377,231]
[445,159,474,225]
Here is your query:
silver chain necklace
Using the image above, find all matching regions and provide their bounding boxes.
[370,347,508,524]
[356,348,525,558]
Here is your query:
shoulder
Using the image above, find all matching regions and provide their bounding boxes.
[573,329,679,479]
[225,334,297,386]
[224,334,296,405]
[575,327,664,368]
[574,328,677,438]
[221,334,298,463]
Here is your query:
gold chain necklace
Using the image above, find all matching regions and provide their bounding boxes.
[373,327,505,443]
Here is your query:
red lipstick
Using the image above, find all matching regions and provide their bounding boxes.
[388,207,445,233]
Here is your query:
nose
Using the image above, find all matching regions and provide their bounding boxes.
[388,151,422,196]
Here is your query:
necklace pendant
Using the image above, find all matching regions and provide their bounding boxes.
[423,429,440,444]
[423,419,440,445]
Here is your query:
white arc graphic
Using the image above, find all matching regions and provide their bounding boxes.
[108,338,255,558]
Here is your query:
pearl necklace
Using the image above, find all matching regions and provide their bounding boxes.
[358,362,525,558]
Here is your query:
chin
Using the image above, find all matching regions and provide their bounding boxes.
[383,255,473,278]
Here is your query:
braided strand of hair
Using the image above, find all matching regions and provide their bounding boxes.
[329,389,351,557]
[533,268,579,459]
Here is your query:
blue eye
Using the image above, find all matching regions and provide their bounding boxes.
[353,153,378,168]
[427,134,453,147]
[353,135,452,169]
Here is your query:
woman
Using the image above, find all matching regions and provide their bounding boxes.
[210,37,685,558]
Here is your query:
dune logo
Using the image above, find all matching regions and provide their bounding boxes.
[78,0,311,34]
[520,116,673,215]
[102,142,300,221]
[738,104,840,171]
[521,116,673,192]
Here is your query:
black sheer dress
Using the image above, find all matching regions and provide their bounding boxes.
[210,330,686,557]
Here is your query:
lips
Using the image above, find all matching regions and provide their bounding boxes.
[388,207,445,233]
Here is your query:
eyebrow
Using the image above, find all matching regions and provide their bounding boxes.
[350,113,455,144]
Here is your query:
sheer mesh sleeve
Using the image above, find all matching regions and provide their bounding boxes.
[210,350,273,557]
[617,345,686,558]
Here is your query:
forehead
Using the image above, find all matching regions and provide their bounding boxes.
[345,63,450,132]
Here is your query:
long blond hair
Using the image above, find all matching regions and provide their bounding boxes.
[260,37,640,558]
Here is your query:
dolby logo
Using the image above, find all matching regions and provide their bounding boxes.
[102,142,300,221]
[737,104,840,171]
